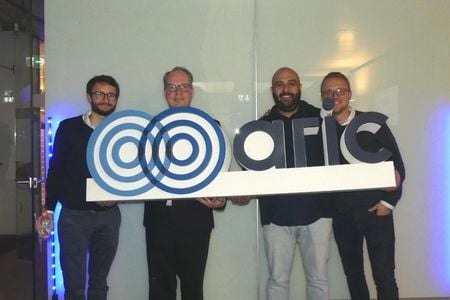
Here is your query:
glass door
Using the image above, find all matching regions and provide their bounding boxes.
[0,21,46,300]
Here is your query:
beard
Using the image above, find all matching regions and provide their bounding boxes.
[273,91,301,113]
[91,101,116,116]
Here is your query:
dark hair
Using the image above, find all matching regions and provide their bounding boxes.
[163,66,194,87]
[320,72,351,94]
[86,75,120,97]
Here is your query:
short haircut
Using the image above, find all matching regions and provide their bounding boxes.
[272,67,300,86]
[86,75,120,97]
[163,66,194,87]
[320,72,351,94]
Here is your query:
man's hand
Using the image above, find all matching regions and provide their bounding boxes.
[368,202,392,216]
[196,197,226,208]
[229,196,251,205]
[96,201,116,207]
[261,109,271,118]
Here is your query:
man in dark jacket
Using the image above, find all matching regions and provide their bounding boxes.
[143,66,225,300]
[260,67,332,300]
[320,71,405,300]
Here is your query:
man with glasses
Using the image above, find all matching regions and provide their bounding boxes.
[259,67,332,300]
[143,66,225,300]
[320,72,405,300]
[36,75,122,300]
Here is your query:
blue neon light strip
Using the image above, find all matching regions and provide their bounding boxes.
[430,104,450,291]
[53,202,64,293]
[47,116,64,297]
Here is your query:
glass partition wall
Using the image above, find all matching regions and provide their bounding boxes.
[255,1,450,299]
[0,0,46,299]
[46,1,259,299]
[45,0,450,299]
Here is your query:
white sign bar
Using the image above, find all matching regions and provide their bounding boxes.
[86,161,395,201]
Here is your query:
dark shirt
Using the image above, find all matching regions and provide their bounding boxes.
[143,117,224,232]
[259,100,329,226]
[333,110,406,210]
[46,115,111,211]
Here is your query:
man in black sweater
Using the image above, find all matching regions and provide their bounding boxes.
[37,75,122,300]
[320,72,405,300]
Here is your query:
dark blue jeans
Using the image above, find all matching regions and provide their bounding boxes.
[58,206,121,300]
[333,207,399,300]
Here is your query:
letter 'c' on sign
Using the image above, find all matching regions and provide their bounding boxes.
[341,112,392,163]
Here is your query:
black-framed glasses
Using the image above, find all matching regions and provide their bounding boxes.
[321,88,350,97]
[90,91,117,100]
[165,83,192,93]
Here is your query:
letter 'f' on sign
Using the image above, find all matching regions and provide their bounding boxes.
[233,118,322,170]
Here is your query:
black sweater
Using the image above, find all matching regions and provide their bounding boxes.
[46,115,109,211]
[258,101,329,226]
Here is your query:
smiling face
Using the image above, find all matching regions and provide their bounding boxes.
[321,76,352,119]
[87,82,118,117]
[164,70,194,108]
[271,68,302,117]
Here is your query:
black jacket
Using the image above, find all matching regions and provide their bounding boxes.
[258,100,330,226]
[333,110,406,210]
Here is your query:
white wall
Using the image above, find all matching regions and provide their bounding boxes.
[46,0,450,299]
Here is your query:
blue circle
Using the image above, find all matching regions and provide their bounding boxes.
[87,108,227,196]
[87,110,159,196]
[111,136,140,169]
[166,133,199,166]
[144,106,226,194]
[138,116,171,187]
[152,120,212,180]
[100,123,148,183]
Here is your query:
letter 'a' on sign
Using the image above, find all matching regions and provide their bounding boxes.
[233,120,286,170]
[341,112,393,163]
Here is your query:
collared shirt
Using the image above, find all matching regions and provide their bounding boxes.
[82,111,95,129]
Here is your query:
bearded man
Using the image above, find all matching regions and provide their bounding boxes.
[37,75,122,300]
[259,67,332,300]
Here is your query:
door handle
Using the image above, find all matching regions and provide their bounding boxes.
[15,177,44,189]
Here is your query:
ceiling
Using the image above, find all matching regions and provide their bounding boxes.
[0,0,44,40]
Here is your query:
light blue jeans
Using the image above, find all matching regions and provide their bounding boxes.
[263,218,332,300]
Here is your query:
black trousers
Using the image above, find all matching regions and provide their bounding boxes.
[333,207,399,300]
[145,225,212,300]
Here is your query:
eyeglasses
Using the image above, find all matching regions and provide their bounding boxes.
[321,88,350,97]
[165,83,192,93]
[91,91,117,100]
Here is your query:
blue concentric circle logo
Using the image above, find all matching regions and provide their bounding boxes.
[86,107,229,196]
